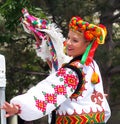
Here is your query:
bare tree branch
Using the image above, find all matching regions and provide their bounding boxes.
[11,67,49,76]
[109,65,120,75]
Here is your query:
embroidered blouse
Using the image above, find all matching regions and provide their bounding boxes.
[10,56,111,123]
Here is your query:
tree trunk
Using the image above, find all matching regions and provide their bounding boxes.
[100,3,114,102]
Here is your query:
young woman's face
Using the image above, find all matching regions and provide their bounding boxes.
[66,30,90,57]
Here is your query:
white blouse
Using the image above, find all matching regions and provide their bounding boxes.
[10,60,111,123]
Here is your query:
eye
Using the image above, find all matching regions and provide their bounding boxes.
[73,39,78,43]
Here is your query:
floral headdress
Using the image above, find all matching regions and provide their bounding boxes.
[69,16,107,65]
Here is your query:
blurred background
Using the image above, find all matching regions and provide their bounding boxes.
[0,0,120,124]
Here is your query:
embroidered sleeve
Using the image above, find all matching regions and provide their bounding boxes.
[92,61,111,122]
[10,67,79,121]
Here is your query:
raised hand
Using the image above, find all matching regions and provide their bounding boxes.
[0,101,21,117]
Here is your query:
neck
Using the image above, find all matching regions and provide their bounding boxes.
[69,55,82,63]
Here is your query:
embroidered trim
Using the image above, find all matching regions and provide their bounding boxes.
[56,111,105,124]
[63,60,87,99]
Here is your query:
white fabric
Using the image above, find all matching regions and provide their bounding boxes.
[56,60,111,122]
[10,68,79,121]
[10,60,111,122]
[36,25,72,72]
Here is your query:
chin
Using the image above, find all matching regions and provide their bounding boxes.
[67,53,72,57]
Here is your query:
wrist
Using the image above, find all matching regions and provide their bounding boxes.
[15,105,21,114]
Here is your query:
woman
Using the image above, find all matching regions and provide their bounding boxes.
[1,16,111,124]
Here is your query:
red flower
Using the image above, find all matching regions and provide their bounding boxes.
[64,74,78,90]
[54,85,67,95]
[84,31,94,41]
[57,68,66,76]
[35,100,47,112]
[45,93,57,104]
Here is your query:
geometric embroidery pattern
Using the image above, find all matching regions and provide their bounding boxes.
[70,71,86,99]
[68,61,87,99]
[56,111,105,124]
[34,67,79,114]
[55,61,106,124]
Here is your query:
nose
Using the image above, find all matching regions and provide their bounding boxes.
[66,39,72,45]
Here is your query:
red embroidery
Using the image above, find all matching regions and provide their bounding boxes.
[35,99,47,112]
[56,68,66,76]
[54,85,67,95]
[45,93,57,104]
[70,72,87,99]
[34,67,79,114]
[91,90,103,106]
[64,74,78,90]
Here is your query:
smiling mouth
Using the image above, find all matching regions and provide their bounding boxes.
[67,48,73,51]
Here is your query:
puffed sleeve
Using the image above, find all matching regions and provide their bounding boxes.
[10,67,79,121]
[93,61,111,122]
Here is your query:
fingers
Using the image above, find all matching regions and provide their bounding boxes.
[1,102,13,111]
[5,113,11,118]
[0,101,8,109]
[0,101,21,118]
[0,102,16,117]
[5,102,13,108]
[0,102,11,118]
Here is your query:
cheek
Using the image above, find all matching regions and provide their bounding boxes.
[77,43,87,53]
[77,43,84,49]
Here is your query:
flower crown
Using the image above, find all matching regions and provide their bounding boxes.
[69,16,107,44]
[69,16,107,65]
